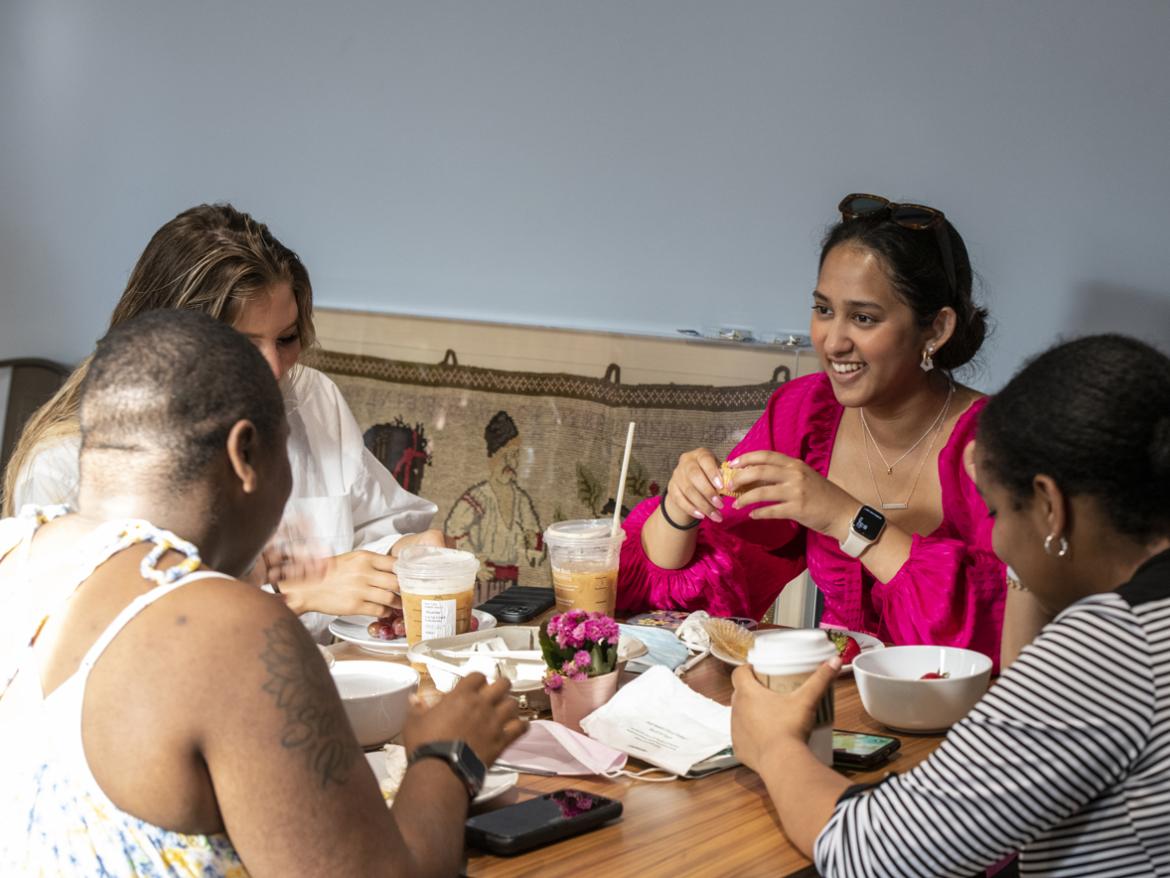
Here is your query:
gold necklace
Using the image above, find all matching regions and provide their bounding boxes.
[859,382,953,475]
[861,383,954,511]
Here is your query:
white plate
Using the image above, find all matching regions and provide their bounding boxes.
[363,751,518,806]
[330,610,497,655]
[819,627,884,675]
[708,628,884,673]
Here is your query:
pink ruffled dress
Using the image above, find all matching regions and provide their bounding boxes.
[617,373,1005,664]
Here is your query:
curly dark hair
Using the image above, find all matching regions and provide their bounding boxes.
[977,333,1170,541]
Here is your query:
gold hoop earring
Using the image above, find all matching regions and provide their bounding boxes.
[1043,533,1069,558]
[920,345,935,373]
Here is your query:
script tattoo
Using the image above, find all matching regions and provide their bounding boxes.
[259,618,356,789]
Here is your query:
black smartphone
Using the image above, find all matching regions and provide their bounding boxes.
[465,789,622,855]
[475,586,556,624]
[832,730,900,769]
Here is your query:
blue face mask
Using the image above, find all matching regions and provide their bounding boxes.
[619,623,691,673]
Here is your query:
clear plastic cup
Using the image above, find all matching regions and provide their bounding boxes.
[747,630,838,764]
[395,546,480,645]
[543,519,626,616]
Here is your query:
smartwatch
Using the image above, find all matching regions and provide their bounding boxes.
[839,505,886,558]
[408,740,486,799]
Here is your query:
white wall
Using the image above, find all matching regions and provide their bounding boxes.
[2,1,1168,390]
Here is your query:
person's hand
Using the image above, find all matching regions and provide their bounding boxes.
[664,447,725,524]
[403,673,527,767]
[390,528,453,557]
[269,549,400,617]
[730,659,840,772]
[726,450,859,540]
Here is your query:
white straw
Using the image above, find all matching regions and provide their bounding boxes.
[611,421,636,537]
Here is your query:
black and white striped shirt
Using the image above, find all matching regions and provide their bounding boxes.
[815,549,1170,878]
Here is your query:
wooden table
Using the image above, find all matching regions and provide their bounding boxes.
[329,639,944,878]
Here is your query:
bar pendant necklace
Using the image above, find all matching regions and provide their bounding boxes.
[861,383,954,511]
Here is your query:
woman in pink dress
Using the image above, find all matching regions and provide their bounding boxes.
[617,194,1005,664]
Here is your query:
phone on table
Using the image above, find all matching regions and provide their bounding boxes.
[465,789,622,855]
[475,586,556,624]
[832,730,900,769]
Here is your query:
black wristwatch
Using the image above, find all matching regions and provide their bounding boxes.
[408,740,486,800]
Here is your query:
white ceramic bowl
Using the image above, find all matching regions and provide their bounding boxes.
[852,645,992,733]
[331,661,419,747]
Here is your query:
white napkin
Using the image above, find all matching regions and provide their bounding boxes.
[579,665,731,777]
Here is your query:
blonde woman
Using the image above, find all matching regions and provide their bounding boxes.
[3,204,445,638]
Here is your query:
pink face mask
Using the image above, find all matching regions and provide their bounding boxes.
[495,720,628,776]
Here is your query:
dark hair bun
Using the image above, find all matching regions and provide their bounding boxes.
[936,303,989,372]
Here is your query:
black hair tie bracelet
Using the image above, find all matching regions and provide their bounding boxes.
[660,493,702,531]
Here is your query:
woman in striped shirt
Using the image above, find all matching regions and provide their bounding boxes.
[731,333,1170,877]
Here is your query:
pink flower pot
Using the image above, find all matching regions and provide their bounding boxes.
[548,670,620,733]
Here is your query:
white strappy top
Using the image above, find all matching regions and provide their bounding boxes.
[0,511,248,877]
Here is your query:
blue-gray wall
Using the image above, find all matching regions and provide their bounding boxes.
[2,1,1168,389]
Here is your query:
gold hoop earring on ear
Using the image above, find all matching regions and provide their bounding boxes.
[1043,533,1070,558]
[920,345,935,373]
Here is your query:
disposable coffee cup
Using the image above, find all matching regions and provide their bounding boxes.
[543,519,626,616]
[747,629,838,765]
[396,546,479,646]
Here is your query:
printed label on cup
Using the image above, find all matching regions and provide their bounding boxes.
[401,588,473,645]
[420,599,456,640]
[551,568,617,615]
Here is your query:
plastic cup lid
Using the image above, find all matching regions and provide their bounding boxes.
[543,518,627,546]
[747,629,837,674]
[395,546,479,579]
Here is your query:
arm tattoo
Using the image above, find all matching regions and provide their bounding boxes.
[260,618,357,789]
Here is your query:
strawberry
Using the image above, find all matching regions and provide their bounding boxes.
[826,629,861,664]
[920,671,950,680]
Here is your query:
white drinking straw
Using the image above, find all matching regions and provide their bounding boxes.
[611,421,636,538]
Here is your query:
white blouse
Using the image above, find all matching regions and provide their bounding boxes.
[12,365,437,640]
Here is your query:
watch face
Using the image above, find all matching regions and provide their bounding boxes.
[853,505,886,541]
[453,742,486,794]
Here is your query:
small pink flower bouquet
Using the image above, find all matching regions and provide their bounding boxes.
[538,609,621,694]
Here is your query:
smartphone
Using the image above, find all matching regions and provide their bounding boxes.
[465,789,622,855]
[476,586,556,624]
[832,730,900,769]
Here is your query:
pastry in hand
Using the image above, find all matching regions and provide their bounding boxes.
[719,461,744,498]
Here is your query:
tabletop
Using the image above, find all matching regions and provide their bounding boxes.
[329,633,945,878]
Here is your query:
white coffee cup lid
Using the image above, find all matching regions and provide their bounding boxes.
[543,519,627,547]
[747,630,838,675]
[395,546,479,580]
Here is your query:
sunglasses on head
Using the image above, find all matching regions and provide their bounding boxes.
[837,193,957,294]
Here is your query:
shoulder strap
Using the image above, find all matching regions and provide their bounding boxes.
[75,570,230,676]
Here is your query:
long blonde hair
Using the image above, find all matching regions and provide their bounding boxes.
[2,203,315,515]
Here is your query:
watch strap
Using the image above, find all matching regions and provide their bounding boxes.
[839,527,872,558]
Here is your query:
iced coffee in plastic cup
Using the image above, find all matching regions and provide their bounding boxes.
[747,629,838,764]
[543,519,626,616]
[396,546,479,646]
